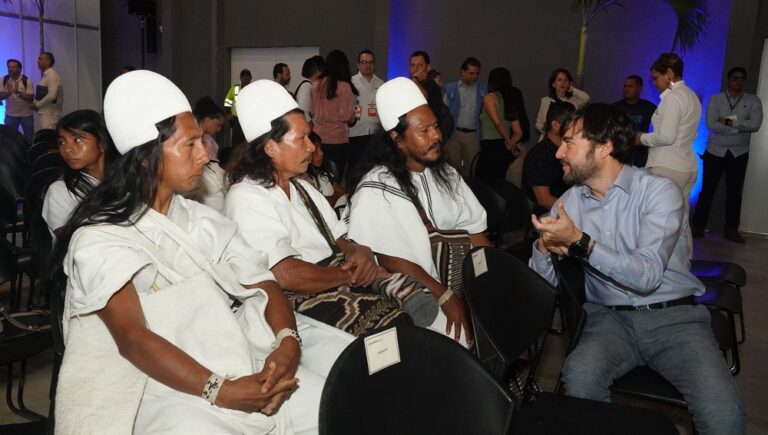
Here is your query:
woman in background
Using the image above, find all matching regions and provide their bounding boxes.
[476,67,524,187]
[310,49,358,178]
[535,68,590,136]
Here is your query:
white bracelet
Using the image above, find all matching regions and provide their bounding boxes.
[438,289,454,306]
[201,373,225,406]
[272,328,302,350]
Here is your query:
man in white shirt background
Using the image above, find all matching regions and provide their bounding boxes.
[32,51,63,130]
[348,50,384,168]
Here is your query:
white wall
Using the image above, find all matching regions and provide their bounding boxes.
[231,47,319,94]
[741,39,768,235]
[0,0,101,123]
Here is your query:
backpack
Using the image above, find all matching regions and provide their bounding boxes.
[293,79,312,100]
[3,74,28,89]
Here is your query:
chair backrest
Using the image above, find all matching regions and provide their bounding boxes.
[319,325,513,435]
[33,128,57,145]
[0,162,27,201]
[31,150,66,174]
[462,247,558,383]
[28,140,59,164]
[552,256,588,352]
[25,167,63,217]
[494,179,532,233]
[0,125,30,172]
[466,177,507,241]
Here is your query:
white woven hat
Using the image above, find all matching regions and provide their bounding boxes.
[376,77,428,131]
[103,70,191,154]
[236,80,299,142]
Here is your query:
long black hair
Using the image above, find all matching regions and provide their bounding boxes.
[487,67,519,122]
[56,109,119,200]
[346,113,455,205]
[227,109,304,188]
[48,116,177,303]
[320,49,358,100]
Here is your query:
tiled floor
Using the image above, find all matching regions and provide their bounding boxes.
[2,231,766,433]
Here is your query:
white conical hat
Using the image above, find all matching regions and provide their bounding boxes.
[376,77,428,131]
[103,70,191,154]
[236,80,299,142]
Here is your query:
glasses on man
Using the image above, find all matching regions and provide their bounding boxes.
[358,60,375,65]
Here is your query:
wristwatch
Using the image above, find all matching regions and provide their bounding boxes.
[568,232,592,260]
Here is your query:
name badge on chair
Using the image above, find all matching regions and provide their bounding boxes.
[364,328,400,375]
[471,249,488,277]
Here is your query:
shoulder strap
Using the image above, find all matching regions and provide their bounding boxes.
[2,75,8,86]
[293,79,311,99]
[21,75,28,88]
[290,179,342,256]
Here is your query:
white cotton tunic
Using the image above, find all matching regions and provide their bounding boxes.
[225,177,347,268]
[41,173,99,234]
[347,165,487,282]
[57,195,352,435]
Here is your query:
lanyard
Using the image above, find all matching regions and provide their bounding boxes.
[727,93,743,111]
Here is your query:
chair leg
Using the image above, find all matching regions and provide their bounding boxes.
[6,362,46,421]
[727,312,740,376]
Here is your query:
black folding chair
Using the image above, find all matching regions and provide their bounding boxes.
[692,259,747,345]
[0,237,53,422]
[27,142,58,166]
[462,247,678,434]
[32,129,56,146]
[466,177,507,244]
[554,256,738,432]
[31,151,66,174]
[319,324,514,435]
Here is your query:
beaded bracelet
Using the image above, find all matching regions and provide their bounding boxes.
[438,289,454,306]
[201,373,225,406]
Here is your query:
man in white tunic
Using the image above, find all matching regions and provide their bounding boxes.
[53,70,351,435]
[225,80,432,333]
[346,77,491,346]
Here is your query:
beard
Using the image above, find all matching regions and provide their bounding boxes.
[563,149,597,185]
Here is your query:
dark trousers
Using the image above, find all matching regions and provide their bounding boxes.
[323,142,350,180]
[476,138,514,187]
[691,150,749,231]
[348,134,374,175]
[230,117,246,147]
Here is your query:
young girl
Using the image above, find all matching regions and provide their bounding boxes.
[42,109,118,237]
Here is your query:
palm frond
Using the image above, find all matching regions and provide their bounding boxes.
[663,0,710,52]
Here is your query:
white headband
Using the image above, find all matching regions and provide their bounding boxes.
[103,70,191,154]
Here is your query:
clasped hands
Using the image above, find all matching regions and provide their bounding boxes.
[531,202,583,256]
[218,338,301,415]
[341,243,383,287]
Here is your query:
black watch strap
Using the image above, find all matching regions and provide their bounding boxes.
[568,232,592,259]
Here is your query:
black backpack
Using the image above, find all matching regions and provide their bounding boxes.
[3,74,28,89]
[293,79,312,100]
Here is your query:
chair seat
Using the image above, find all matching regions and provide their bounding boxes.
[0,420,49,435]
[0,314,53,365]
[512,392,678,435]
[610,366,687,408]
[690,260,746,287]
[696,280,742,314]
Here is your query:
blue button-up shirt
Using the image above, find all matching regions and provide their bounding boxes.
[530,165,704,306]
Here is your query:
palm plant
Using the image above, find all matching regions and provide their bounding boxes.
[2,0,48,53]
[571,0,710,87]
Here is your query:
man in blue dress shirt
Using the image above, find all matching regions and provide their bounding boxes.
[529,104,745,435]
